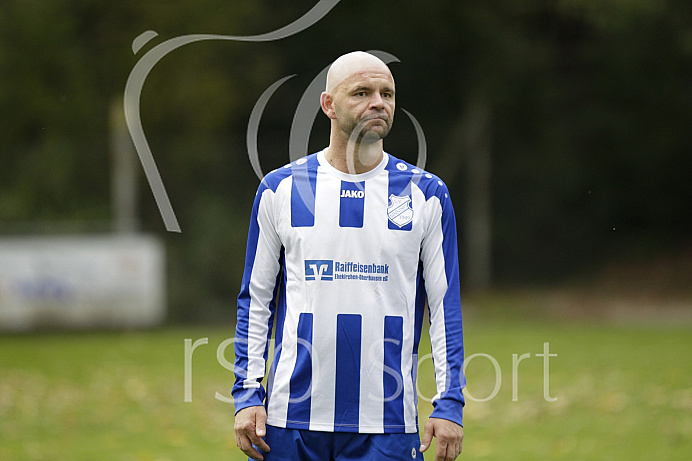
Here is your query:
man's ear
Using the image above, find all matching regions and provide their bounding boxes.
[320,92,337,120]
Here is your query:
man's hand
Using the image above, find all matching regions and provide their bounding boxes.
[234,406,270,460]
[420,417,464,461]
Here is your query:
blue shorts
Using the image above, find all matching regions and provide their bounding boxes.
[254,425,421,461]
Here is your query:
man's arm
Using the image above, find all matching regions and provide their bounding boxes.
[233,181,283,429]
[419,180,465,458]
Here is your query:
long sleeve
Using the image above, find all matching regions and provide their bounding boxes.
[419,183,466,427]
[233,181,283,414]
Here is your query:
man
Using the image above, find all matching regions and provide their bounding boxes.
[233,51,465,461]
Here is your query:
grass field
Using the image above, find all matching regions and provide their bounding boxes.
[1,298,691,460]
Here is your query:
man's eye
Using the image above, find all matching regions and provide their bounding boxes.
[356,92,367,97]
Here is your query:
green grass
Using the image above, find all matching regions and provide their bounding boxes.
[1,316,690,460]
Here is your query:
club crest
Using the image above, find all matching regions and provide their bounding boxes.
[387,194,413,228]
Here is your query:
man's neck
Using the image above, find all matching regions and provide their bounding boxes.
[324,140,384,175]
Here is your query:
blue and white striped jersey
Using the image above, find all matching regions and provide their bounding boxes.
[233,150,465,434]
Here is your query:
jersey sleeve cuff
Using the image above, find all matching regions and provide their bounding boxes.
[232,387,266,415]
[430,397,465,427]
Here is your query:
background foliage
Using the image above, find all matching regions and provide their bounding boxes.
[1,0,690,321]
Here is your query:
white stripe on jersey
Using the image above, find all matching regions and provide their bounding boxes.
[246,189,281,389]
[420,196,450,403]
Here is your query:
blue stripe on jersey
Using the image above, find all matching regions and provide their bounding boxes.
[234,181,271,411]
[413,261,426,356]
[286,312,313,428]
[266,248,287,406]
[412,262,426,413]
[383,315,405,430]
[261,166,293,193]
[439,189,467,406]
[387,168,413,231]
[334,314,362,431]
[339,181,365,228]
[291,157,319,227]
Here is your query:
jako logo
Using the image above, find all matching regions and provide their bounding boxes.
[340,189,364,199]
[305,260,333,281]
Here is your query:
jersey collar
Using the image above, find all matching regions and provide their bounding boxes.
[317,149,389,182]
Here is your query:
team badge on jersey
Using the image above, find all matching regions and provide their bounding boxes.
[387,194,413,228]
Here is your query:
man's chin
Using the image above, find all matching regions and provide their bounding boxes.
[358,130,388,143]
[361,124,391,141]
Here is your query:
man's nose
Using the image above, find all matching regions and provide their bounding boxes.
[369,93,385,109]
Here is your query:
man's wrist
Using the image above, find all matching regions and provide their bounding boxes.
[232,389,265,415]
[430,398,464,427]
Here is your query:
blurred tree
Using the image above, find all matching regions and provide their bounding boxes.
[1,0,690,320]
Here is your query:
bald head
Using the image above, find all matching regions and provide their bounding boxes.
[325,51,394,93]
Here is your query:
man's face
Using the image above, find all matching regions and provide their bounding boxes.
[331,69,395,143]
